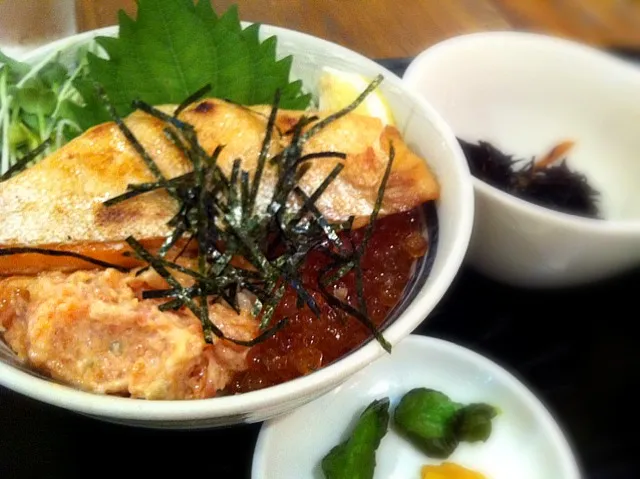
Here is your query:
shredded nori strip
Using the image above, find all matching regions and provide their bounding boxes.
[316,143,396,353]
[102,172,195,207]
[90,74,402,350]
[97,84,165,181]
[458,138,600,218]
[125,236,286,346]
[0,139,52,182]
[0,247,129,272]
[248,89,280,217]
[301,75,383,142]
[173,83,212,117]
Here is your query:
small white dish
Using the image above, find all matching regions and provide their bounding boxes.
[403,31,640,288]
[252,334,581,479]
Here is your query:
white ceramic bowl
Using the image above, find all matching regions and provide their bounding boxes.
[404,31,640,288]
[252,335,581,479]
[0,25,474,428]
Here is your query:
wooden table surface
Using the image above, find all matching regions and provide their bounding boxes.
[76,0,640,59]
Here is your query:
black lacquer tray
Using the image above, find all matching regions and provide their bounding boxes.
[2,53,639,479]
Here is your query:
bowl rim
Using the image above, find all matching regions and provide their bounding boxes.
[252,334,582,479]
[0,24,474,421]
[403,30,640,235]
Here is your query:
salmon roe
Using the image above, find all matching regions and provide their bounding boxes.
[226,209,428,394]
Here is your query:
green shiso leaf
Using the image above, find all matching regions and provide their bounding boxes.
[71,0,310,129]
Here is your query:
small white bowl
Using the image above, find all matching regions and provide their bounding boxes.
[252,334,581,479]
[0,25,473,428]
[403,31,640,288]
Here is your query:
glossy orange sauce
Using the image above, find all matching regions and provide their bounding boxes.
[226,209,429,394]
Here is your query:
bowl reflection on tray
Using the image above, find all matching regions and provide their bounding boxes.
[0,24,473,428]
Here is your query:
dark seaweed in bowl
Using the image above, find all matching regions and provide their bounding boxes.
[458,138,600,219]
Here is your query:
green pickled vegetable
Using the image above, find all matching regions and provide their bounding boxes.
[394,388,499,459]
[393,388,462,458]
[455,403,498,443]
[321,398,390,479]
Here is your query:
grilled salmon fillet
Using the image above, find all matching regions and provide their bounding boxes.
[0,98,439,274]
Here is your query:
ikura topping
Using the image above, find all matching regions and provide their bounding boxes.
[227,209,428,393]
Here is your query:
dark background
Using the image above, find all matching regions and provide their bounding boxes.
[2,56,640,478]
